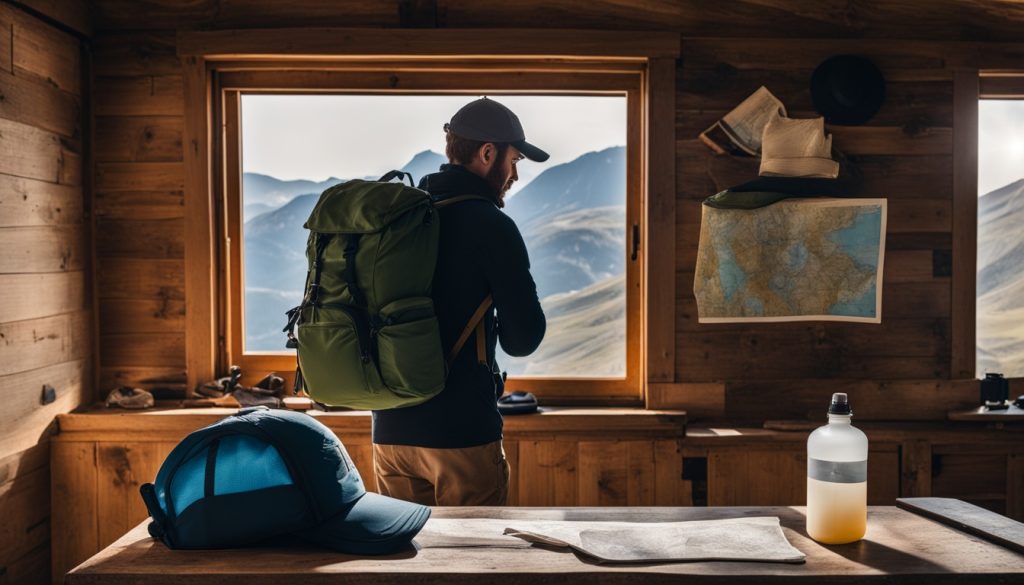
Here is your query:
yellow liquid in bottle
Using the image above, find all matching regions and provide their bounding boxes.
[806,477,866,544]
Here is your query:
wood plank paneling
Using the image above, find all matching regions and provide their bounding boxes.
[0,441,48,486]
[516,441,577,506]
[100,333,186,367]
[95,442,172,548]
[951,69,978,379]
[99,298,186,333]
[708,449,806,506]
[0,312,88,377]
[94,190,185,220]
[0,272,85,322]
[0,225,85,273]
[95,218,185,259]
[94,162,185,191]
[14,0,92,37]
[98,366,186,397]
[0,67,81,137]
[9,2,80,94]
[0,360,86,461]
[94,76,184,116]
[646,57,677,383]
[504,440,519,505]
[95,116,183,162]
[0,117,67,183]
[0,174,83,227]
[92,33,180,76]
[0,6,12,73]
[50,441,98,585]
[0,465,51,578]
[96,258,184,300]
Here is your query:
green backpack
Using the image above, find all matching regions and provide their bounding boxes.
[283,171,492,410]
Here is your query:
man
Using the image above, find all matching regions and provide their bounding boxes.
[371,97,547,506]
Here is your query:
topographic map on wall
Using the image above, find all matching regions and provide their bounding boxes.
[694,198,887,323]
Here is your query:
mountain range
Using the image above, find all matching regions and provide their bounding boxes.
[977,177,1024,377]
[242,146,629,376]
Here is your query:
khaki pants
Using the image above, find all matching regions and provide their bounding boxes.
[372,440,509,506]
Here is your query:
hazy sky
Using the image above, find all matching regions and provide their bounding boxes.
[241,94,626,194]
[979,100,1024,196]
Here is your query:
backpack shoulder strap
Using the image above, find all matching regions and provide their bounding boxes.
[447,295,492,369]
[433,194,494,209]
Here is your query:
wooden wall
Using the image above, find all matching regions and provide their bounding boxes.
[84,1,1023,420]
[0,1,91,584]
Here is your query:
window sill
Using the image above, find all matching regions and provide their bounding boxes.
[55,404,686,443]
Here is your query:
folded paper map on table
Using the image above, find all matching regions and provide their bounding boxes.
[417,517,806,564]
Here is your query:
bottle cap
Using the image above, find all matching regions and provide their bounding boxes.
[828,392,852,415]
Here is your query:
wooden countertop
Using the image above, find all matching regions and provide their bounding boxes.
[66,506,1023,584]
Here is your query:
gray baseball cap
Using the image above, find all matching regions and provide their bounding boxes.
[446,97,550,162]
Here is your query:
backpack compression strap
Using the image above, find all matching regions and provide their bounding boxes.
[447,295,492,369]
[435,194,497,369]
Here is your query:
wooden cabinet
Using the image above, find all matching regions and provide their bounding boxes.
[50,407,687,584]
[683,425,1023,515]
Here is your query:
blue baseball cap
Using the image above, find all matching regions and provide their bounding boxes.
[140,407,429,555]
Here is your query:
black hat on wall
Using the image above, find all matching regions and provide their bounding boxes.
[810,55,886,126]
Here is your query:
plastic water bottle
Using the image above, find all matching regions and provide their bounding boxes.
[806,392,868,544]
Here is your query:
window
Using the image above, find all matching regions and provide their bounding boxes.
[217,59,650,403]
[977,92,1024,378]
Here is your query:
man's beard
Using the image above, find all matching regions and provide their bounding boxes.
[485,164,514,208]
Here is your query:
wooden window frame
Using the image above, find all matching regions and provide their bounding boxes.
[956,71,1024,379]
[180,29,678,406]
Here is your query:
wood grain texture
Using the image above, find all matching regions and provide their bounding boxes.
[0,271,85,322]
[95,258,184,300]
[94,76,183,116]
[951,69,978,379]
[94,190,185,220]
[177,28,680,58]
[92,32,180,76]
[0,225,84,274]
[94,116,183,162]
[0,5,12,73]
[0,65,81,138]
[99,332,185,367]
[645,57,676,384]
[99,298,185,334]
[181,54,217,396]
[0,117,68,183]
[9,2,81,94]
[0,464,51,580]
[0,173,83,227]
[67,506,1024,584]
[14,0,92,37]
[95,442,172,549]
[95,218,184,259]
[94,162,185,191]
[97,366,186,397]
[0,360,86,461]
[896,497,1024,554]
[0,311,88,376]
[50,441,98,585]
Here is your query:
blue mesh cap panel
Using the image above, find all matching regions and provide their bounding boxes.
[168,446,208,516]
[214,435,293,496]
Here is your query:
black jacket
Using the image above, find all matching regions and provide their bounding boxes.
[372,164,546,448]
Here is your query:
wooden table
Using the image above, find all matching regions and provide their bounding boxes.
[66,506,1024,584]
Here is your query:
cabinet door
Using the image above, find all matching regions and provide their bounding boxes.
[930,445,1010,516]
[706,445,900,506]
